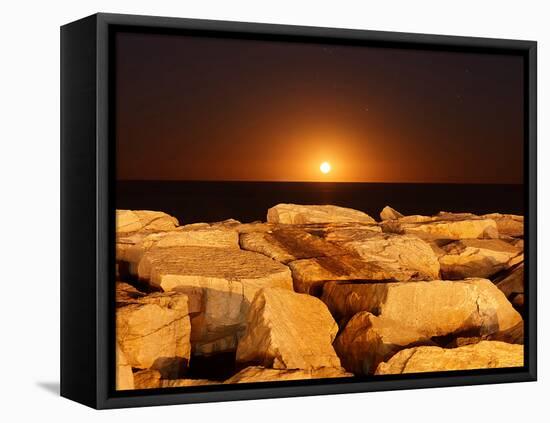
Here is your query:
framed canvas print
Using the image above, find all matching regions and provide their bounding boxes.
[60,13,537,409]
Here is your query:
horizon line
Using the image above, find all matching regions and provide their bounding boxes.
[116,179,524,185]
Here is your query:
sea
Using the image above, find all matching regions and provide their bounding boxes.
[116,181,524,224]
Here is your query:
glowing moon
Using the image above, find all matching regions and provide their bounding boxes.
[320,161,331,174]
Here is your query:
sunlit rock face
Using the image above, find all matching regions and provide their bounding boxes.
[321,279,523,338]
[334,312,435,375]
[380,208,524,240]
[288,257,402,296]
[375,341,524,375]
[330,232,440,280]
[240,227,347,264]
[439,239,522,279]
[116,343,134,390]
[116,284,192,377]
[224,366,352,384]
[236,288,341,370]
[117,227,240,276]
[482,213,524,238]
[116,209,179,234]
[267,203,376,225]
[381,212,499,240]
[137,246,293,355]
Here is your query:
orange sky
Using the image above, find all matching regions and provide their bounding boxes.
[116,32,524,184]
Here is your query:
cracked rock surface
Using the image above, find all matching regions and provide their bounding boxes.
[236,287,341,370]
[334,312,435,375]
[321,278,523,337]
[116,282,192,376]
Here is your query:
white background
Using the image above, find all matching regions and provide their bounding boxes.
[0,0,547,421]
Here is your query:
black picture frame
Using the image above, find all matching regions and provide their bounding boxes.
[60,12,537,409]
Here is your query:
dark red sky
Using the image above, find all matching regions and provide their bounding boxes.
[116,31,524,183]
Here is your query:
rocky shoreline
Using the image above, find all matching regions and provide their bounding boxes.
[115,204,524,390]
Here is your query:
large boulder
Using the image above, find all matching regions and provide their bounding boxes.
[334,312,434,375]
[116,209,179,234]
[136,247,293,355]
[267,204,376,225]
[321,279,523,338]
[439,239,521,279]
[116,343,134,390]
[225,366,351,384]
[116,285,192,377]
[329,232,440,280]
[375,341,523,374]
[236,288,341,370]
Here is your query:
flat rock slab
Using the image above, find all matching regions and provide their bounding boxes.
[267,203,376,225]
[380,210,524,240]
[289,256,401,296]
[138,246,293,292]
[116,287,191,377]
[137,247,293,355]
[321,279,523,339]
[116,209,179,234]
[240,227,347,264]
[439,239,521,279]
[381,215,499,240]
[334,312,434,375]
[224,366,352,384]
[236,287,341,370]
[375,341,523,374]
[117,227,240,276]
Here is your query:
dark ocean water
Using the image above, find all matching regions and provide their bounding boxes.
[116,181,524,225]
